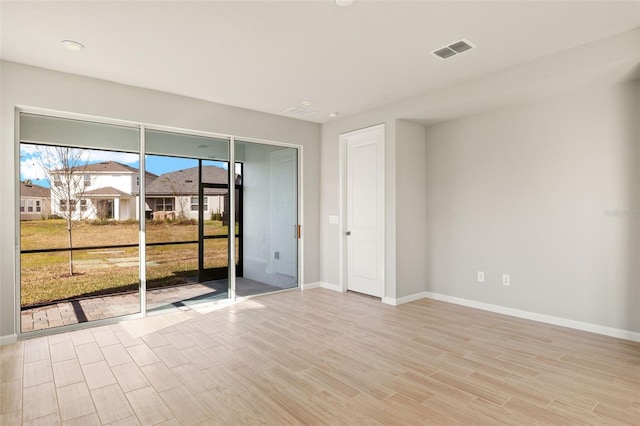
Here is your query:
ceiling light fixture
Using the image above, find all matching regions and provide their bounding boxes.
[61,40,85,51]
[335,0,354,7]
[301,100,313,106]
[328,112,340,118]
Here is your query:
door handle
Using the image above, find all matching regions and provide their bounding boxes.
[345,231,351,236]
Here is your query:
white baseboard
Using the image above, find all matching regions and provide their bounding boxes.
[320,281,343,292]
[380,290,640,342]
[301,282,321,290]
[301,281,343,292]
[383,292,428,306]
[0,334,17,346]
[312,281,342,292]
[423,291,640,343]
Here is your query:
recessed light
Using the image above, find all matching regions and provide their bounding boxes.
[336,0,354,6]
[328,112,340,118]
[301,100,313,107]
[61,40,85,51]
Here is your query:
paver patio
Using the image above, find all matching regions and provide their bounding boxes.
[21,278,289,332]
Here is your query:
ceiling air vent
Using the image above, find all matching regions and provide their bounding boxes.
[281,107,316,118]
[432,39,475,60]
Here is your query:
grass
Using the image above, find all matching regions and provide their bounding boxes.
[20,219,236,307]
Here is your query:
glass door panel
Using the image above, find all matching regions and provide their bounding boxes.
[19,114,140,332]
[234,141,298,296]
[144,130,230,311]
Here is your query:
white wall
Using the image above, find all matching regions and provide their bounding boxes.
[322,117,398,299]
[395,120,428,299]
[322,82,639,333]
[0,61,320,342]
[424,81,640,333]
[319,118,426,301]
[319,29,639,336]
[90,173,134,195]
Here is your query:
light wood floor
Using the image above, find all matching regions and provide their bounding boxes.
[1,288,639,425]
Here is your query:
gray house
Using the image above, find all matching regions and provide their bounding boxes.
[137,165,231,220]
[20,182,51,220]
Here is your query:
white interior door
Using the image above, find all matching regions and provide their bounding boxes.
[344,125,384,297]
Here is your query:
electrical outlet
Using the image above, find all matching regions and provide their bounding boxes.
[477,271,485,283]
[502,274,510,286]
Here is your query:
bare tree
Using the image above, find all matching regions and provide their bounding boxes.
[39,146,90,276]
[174,194,189,219]
[159,175,189,219]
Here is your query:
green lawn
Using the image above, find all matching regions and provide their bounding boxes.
[20,219,235,306]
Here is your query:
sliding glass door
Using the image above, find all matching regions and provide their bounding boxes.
[234,140,298,296]
[18,110,300,335]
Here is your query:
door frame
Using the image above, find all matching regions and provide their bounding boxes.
[232,138,304,296]
[197,176,243,283]
[338,124,385,298]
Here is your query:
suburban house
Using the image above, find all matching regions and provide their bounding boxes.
[50,161,232,222]
[1,2,639,425]
[19,181,50,220]
[49,161,158,221]
[136,165,229,220]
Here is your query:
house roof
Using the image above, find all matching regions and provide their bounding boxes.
[83,186,131,198]
[21,182,50,198]
[66,161,158,179]
[141,166,232,196]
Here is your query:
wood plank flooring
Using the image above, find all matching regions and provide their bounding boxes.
[1,288,639,425]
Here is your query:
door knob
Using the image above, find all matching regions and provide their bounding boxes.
[345,231,351,236]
